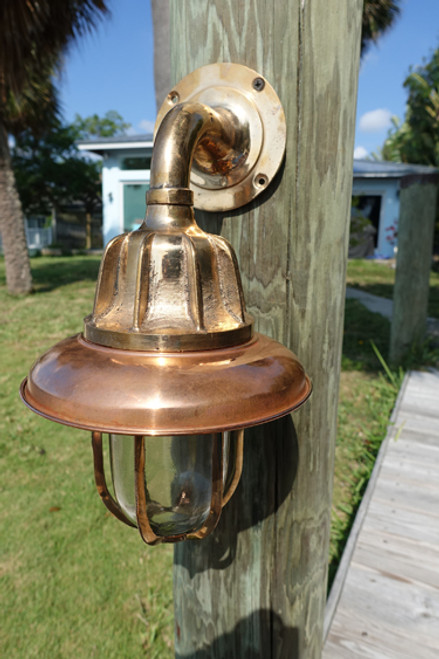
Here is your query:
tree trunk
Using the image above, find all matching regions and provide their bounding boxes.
[170,1,363,658]
[51,204,58,245]
[85,211,92,249]
[0,123,32,294]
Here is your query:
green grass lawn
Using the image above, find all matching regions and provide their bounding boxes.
[1,256,437,657]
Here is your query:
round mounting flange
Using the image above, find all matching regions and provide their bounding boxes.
[155,63,286,212]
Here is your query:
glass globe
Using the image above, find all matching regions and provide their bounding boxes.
[109,432,239,538]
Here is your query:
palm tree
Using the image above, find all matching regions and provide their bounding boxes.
[0,0,109,295]
[361,0,401,56]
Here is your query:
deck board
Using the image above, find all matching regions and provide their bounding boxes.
[324,369,439,658]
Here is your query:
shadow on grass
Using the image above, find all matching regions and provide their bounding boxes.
[342,298,391,372]
[348,282,393,301]
[349,281,439,319]
[30,256,101,293]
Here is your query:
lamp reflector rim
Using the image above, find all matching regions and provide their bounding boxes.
[20,333,311,436]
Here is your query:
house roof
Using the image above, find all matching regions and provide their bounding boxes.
[76,137,439,183]
[353,159,439,179]
[77,133,154,155]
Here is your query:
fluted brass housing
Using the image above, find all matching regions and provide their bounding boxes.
[84,203,253,352]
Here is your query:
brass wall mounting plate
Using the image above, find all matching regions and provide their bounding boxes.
[155,63,286,212]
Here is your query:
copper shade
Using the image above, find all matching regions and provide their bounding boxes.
[21,332,311,436]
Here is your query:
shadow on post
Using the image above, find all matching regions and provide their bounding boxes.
[174,415,298,574]
[175,608,299,659]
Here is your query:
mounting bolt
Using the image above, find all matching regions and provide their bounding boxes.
[252,77,265,92]
[168,91,180,104]
[255,173,268,188]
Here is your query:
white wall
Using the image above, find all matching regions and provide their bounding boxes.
[102,151,150,246]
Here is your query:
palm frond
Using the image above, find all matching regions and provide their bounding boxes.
[361,0,401,56]
[0,1,109,100]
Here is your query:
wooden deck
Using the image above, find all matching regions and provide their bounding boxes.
[324,369,439,658]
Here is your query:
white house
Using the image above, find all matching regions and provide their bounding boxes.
[78,134,153,246]
[353,159,438,258]
[78,136,438,257]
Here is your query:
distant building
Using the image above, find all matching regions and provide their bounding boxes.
[78,134,153,246]
[78,136,438,258]
[352,160,438,259]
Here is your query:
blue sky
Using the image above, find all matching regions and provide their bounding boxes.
[60,0,439,159]
[355,0,439,158]
[60,0,156,134]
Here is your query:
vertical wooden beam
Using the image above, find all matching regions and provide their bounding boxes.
[390,175,438,365]
[170,2,362,657]
[151,0,171,112]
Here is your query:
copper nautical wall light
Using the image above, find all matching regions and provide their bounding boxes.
[20,64,311,545]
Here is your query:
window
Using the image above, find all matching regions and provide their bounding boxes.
[351,195,381,247]
[121,157,152,170]
[123,183,150,232]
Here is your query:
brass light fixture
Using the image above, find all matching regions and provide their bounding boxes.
[20,64,311,545]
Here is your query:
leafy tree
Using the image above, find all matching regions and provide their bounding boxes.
[13,122,81,217]
[73,111,131,139]
[381,47,439,250]
[382,48,439,166]
[12,110,130,251]
[0,0,109,295]
[361,0,401,56]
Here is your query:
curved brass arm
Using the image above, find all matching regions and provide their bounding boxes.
[151,64,286,212]
[148,101,226,194]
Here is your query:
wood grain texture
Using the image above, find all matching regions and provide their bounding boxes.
[324,369,439,658]
[390,180,437,364]
[151,0,171,111]
[170,2,363,657]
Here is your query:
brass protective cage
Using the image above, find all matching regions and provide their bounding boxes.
[20,64,311,545]
[91,430,244,545]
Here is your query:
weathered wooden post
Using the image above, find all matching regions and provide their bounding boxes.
[170,1,363,656]
[390,173,438,365]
